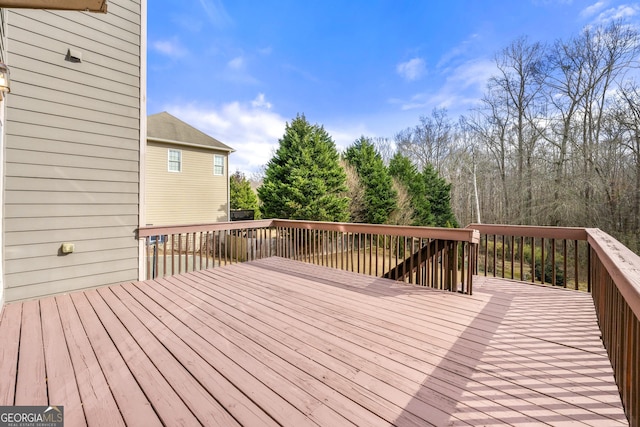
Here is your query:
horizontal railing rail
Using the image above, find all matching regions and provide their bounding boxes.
[138,219,479,294]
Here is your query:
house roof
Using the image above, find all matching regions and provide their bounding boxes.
[147,112,234,152]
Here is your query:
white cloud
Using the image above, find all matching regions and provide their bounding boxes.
[223,55,260,84]
[392,58,496,113]
[199,0,233,27]
[251,93,272,109]
[166,95,286,173]
[152,39,188,57]
[595,4,640,22]
[282,64,320,83]
[325,124,370,152]
[580,0,609,18]
[396,58,426,81]
[228,56,245,70]
[172,14,204,33]
[437,34,480,69]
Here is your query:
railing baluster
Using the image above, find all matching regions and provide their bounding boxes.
[510,235,515,280]
[501,234,505,278]
[587,245,592,292]
[551,238,556,286]
[519,236,524,281]
[492,234,497,276]
[563,239,567,288]
[336,231,340,269]
[192,232,197,272]
[531,237,536,283]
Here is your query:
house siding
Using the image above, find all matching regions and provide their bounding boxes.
[3,2,142,301]
[146,141,229,226]
[0,8,6,308]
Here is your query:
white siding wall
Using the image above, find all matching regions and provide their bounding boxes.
[4,1,142,301]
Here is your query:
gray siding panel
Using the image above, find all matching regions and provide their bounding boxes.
[5,215,138,231]
[5,163,139,183]
[4,1,142,301]
[7,110,139,139]
[8,122,140,150]
[9,96,139,129]
[9,11,140,59]
[9,35,139,84]
[7,136,139,161]
[5,237,136,260]
[5,225,137,248]
[6,177,138,193]
[6,248,139,276]
[10,68,139,107]
[13,81,140,118]
[6,191,138,208]
[6,251,139,286]
[6,148,139,171]
[5,204,139,219]
[4,269,139,301]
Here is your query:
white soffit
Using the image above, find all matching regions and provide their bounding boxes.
[0,0,106,13]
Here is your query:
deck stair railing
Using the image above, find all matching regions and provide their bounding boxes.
[382,239,453,284]
[272,220,479,294]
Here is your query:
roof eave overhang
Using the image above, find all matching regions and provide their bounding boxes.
[0,0,106,13]
[148,136,235,153]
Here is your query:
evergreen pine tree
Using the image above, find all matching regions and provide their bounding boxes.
[343,137,397,224]
[258,114,349,221]
[230,171,261,219]
[388,153,434,226]
[422,164,459,227]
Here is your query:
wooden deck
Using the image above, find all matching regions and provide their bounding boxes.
[0,257,628,426]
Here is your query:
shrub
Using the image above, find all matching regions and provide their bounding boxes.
[534,257,565,286]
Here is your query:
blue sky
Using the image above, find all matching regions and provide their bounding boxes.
[147,0,640,174]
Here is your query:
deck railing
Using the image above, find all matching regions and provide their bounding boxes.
[466,224,591,290]
[139,220,638,424]
[138,219,480,294]
[138,220,276,279]
[466,223,639,425]
[587,228,640,426]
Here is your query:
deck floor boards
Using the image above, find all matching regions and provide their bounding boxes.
[0,257,628,426]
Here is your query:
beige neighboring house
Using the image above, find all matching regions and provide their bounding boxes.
[146,112,234,226]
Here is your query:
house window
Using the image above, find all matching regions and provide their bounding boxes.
[214,155,224,175]
[168,149,181,172]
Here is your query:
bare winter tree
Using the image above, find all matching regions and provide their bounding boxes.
[372,136,395,166]
[613,79,640,250]
[395,107,454,174]
[490,36,547,223]
[341,160,367,223]
[544,21,640,225]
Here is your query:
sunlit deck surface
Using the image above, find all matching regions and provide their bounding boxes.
[0,257,628,426]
